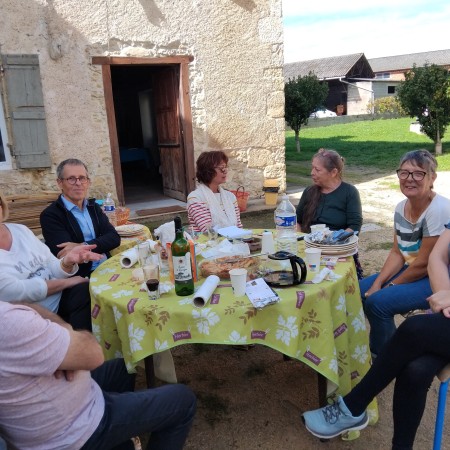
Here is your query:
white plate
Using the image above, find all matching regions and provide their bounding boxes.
[304,234,358,248]
[115,224,145,235]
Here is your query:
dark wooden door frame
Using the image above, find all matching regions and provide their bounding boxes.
[92,56,196,205]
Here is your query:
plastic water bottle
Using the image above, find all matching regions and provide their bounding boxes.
[274,194,297,254]
[103,193,117,227]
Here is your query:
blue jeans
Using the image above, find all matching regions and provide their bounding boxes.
[360,266,431,355]
[81,359,196,450]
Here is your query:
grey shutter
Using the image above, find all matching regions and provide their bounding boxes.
[3,54,51,168]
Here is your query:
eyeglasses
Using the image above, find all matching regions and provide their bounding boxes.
[396,169,427,181]
[60,176,90,185]
[214,166,228,174]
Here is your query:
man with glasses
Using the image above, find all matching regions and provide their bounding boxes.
[40,158,120,279]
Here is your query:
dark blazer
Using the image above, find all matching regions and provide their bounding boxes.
[40,195,120,278]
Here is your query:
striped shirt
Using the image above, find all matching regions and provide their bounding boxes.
[187,189,242,232]
[394,193,450,265]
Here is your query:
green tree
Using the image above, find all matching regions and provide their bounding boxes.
[397,64,450,155]
[285,73,328,152]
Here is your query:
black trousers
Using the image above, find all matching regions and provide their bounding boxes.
[344,313,450,450]
[57,282,92,330]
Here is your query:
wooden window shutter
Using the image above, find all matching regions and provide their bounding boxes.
[2,54,51,168]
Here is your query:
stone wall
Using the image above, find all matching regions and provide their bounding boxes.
[0,0,285,200]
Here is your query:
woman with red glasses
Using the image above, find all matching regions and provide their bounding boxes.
[187,151,242,232]
[361,149,450,357]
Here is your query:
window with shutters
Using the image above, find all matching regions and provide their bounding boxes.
[0,54,51,169]
[0,93,11,169]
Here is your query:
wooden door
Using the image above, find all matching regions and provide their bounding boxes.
[153,67,186,201]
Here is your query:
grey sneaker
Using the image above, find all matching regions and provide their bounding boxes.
[302,396,369,439]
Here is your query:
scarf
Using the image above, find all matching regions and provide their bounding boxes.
[196,183,237,228]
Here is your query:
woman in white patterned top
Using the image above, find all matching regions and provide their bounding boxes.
[360,149,450,356]
[187,151,242,232]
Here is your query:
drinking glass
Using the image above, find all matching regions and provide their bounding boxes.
[143,264,160,300]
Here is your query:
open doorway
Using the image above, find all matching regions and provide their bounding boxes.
[111,65,163,205]
[94,56,196,217]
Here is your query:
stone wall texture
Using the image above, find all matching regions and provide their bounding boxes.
[0,0,286,200]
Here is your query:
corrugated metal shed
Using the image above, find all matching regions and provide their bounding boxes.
[368,49,450,72]
[284,53,373,81]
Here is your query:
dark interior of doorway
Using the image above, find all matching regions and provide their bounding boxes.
[110,66,166,206]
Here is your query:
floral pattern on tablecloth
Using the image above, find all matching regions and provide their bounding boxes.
[90,247,378,421]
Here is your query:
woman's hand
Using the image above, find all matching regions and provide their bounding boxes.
[364,281,382,298]
[427,290,450,317]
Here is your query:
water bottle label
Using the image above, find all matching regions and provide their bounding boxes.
[275,215,296,227]
[104,205,115,212]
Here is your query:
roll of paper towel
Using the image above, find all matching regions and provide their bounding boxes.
[120,248,139,268]
[193,275,220,307]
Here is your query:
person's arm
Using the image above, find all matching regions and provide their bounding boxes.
[296,188,309,231]
[345,185,363,233]
[20,303,104,371]
[40,206,78,257]
[187,197,212,232]
[428,227,450,292]
[427,228,450,316]
[390,235,439,284]
[365,233,405,296]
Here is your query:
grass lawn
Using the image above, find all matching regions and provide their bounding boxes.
[286,117,450,184]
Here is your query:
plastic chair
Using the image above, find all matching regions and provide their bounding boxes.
[433,363,450,450]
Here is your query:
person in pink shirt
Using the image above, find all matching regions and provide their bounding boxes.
[0,301,196,450]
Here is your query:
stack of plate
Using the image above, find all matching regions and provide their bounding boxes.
[304,234,358,257]
[115,223,145,237]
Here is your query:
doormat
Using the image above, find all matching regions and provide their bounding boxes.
[135,205,186,216]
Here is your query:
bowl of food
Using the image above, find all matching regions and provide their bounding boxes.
[199,255,261,280]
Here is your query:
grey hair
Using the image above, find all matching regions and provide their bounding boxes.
[399,149,437,174]
[56,159,89,179]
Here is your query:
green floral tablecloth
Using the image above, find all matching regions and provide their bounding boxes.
[91,244,377,423]
[110,224,152,256]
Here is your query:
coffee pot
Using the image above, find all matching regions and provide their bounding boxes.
[263,251,307,287]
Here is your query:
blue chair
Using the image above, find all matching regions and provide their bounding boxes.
[433,364,450,450]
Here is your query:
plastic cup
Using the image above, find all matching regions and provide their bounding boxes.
[261,231,276,254]
[229,268,247,297]
[138,242,150,266]
[305,248,321,272]
[310,224,326,233]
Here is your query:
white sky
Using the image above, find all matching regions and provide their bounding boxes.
[282,0,450,63]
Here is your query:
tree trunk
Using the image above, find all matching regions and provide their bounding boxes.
[295,130,301,153]
[435,128,442,155]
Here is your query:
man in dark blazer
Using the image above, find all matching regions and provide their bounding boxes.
[40,158,120,278]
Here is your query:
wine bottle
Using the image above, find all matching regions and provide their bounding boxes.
[172,216,195,296]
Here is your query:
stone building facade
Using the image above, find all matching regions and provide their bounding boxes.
[0,0,285,205]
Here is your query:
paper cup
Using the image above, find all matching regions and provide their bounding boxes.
[305,248,321,272]
[229,268,247,297]
[261,231,276,254]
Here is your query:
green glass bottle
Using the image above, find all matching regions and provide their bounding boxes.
[172,216,195,296]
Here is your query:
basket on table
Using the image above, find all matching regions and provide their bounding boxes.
[230,186,250,212]
[116,207,131,226]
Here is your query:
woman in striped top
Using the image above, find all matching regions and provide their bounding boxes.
[187,151,242,232]
[361,149,450,357]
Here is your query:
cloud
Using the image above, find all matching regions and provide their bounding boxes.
[283,0,450,63]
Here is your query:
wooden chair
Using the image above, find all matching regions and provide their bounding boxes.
[433,363,450,450]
